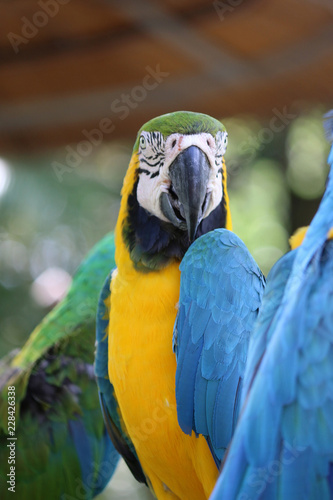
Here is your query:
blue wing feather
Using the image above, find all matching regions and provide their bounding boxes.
[95,272,147,485]
[174,228,265,463]
[241,249,297,405]
[211,118,333,500]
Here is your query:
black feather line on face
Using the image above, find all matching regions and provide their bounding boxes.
[122,177,227,272]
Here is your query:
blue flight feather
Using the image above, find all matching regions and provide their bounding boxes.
[68,419,93,485]
[95,272,147,485]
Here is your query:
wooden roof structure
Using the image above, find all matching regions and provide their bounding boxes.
[1,0,333,152]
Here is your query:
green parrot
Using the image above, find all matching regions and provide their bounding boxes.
[0,232,119,499]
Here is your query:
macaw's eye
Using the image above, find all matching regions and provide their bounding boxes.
[223,133,228,147]
[139,135,146,149]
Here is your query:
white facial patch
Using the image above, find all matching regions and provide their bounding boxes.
[136,130,228,222]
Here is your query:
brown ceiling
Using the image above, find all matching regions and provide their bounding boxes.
[1,0,333,152]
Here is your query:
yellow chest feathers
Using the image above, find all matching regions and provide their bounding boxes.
[107,262,181,392]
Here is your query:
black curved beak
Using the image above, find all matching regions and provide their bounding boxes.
[160,145,211,241]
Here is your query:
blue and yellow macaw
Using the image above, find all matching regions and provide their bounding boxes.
[173,228,266,466]
[95,111,233,499]
[210,111,333,500]
[0,233,119,499]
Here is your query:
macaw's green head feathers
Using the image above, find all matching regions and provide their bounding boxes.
[133,111,227,151]
[118,111,231,272]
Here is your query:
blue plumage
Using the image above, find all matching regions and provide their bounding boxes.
[95,272,148,485]
[211,112,333,500]
[173,229,265,464]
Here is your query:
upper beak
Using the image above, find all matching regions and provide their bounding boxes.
[160,145,211,241]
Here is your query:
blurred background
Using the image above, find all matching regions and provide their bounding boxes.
[0,1,333,497]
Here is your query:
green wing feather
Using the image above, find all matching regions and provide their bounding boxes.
[0,232,119,499]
